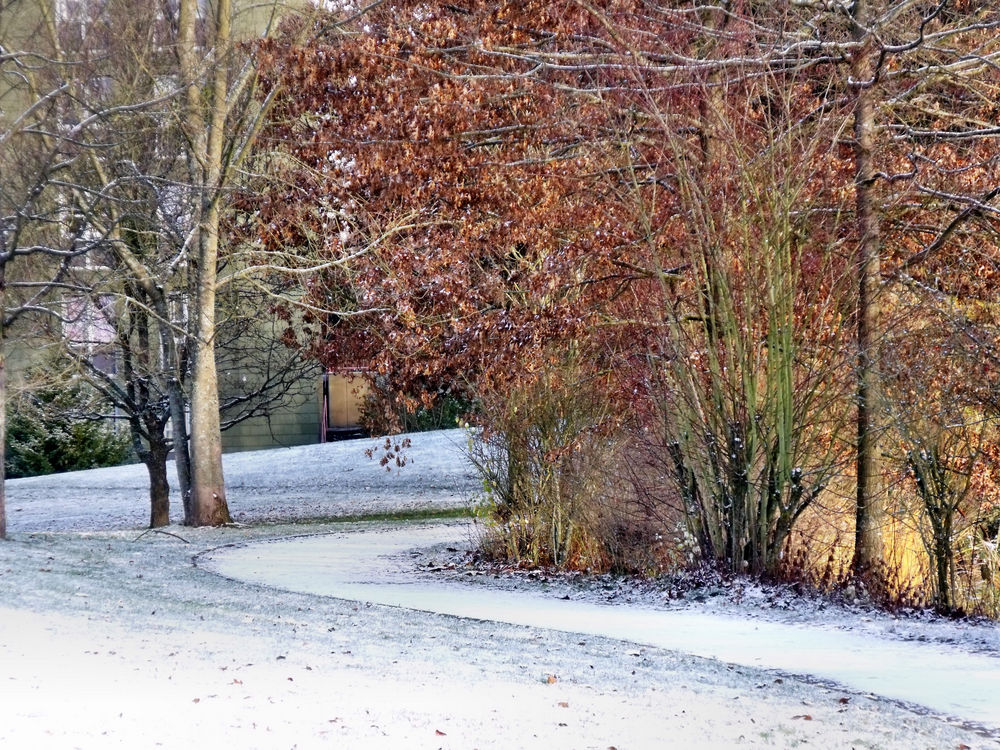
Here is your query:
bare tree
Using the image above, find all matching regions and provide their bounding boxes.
[0,14,114,537]
[175,0,234,523]
[51,255,318,527]
[174,0,329,524]
[9,0,200,526]
[12,0,324,528]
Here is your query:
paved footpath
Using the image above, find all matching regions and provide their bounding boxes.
[201,523,1000,732]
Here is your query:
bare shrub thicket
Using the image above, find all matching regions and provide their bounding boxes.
[468,356,653,573]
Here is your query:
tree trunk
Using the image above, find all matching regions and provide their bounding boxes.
[933,516,952,612]
[188,245,230,524]
[145,438,171,528]
[168,378,192,518]
[144,286,193,515]
[0,318,6,541]
[179,0,232,526]
[850,0,885,576]
[1,263,6,541]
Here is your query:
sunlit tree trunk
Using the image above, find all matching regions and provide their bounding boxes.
[850,0,885,576]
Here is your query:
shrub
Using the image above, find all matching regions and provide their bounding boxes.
[468,356,671,574]
[6,385,133,478]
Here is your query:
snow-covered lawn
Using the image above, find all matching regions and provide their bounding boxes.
[2,430,998,748]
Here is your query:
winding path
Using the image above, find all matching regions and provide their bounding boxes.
[200,522,1000,731]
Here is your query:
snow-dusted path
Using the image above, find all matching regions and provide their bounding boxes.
[201,523,1000,731]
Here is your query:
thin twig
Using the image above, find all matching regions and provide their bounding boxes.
[133,528,191,543]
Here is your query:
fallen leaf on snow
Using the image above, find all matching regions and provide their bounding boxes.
[435,729,446,736]
[791,714,812,721]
